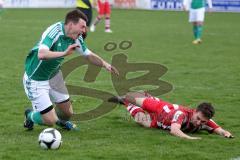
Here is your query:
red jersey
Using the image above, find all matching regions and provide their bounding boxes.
[142,97,220,133]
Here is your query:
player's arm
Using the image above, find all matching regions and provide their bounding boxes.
[38,44,79,60]
[75,37,119,75]
[213,128,233,138]
[38,24,79,60]
[170,111,201,140]
[86,51,119,75]
[203,119,233,138]
[170,123,201,140]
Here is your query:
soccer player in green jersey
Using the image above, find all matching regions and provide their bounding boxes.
[23,9,119,131]
[183,0,213,44]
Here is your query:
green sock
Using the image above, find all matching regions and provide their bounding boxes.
[197,26,203,39]
[193,25,198,39]
[27,111,43,125]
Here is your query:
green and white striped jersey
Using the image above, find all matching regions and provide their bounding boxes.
[183,0,212,10]
[25,22,90,81]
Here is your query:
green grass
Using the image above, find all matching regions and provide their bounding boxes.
[0,8,240,160]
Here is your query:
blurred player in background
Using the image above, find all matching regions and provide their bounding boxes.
[0,0,4,16]
[109,91,233,139]
[0,0,3,7]
[76,0,93,27]
[76,0,93,39]
[90,0,113,33]
[23,9,119,131]
[183,0,213,44]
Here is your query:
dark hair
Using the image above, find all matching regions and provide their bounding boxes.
[65,9,88,25]
[196,102,215,119]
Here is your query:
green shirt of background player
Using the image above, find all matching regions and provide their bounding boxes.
[23,9,119,131]
[183,0,213,44]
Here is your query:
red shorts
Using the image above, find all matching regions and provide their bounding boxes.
[142,98,164,128]
[97,0,111,15]
[142,97,187,129]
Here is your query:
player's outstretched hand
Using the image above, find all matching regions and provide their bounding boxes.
[224,131,234,138]
[64,44,79,56]
[104,63,119,76]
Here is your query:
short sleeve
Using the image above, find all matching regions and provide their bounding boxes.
[39,36,53,50]
[39,23,61,50]
[202,119,220,133]
[171,110,186,125]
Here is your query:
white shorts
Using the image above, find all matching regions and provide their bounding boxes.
[189,8,205,22]
[23,71,69,112]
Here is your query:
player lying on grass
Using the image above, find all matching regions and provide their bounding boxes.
[109,91,233,139]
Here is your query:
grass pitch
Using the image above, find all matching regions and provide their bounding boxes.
[0,8,239,160]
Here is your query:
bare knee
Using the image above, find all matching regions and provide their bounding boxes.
[134,112,151,128]
[42,116,58,126]
[44,118,57,126]
[42,109,58,126]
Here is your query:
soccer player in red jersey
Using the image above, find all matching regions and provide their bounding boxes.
[109,91,233,139]
[90,0,112,33]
